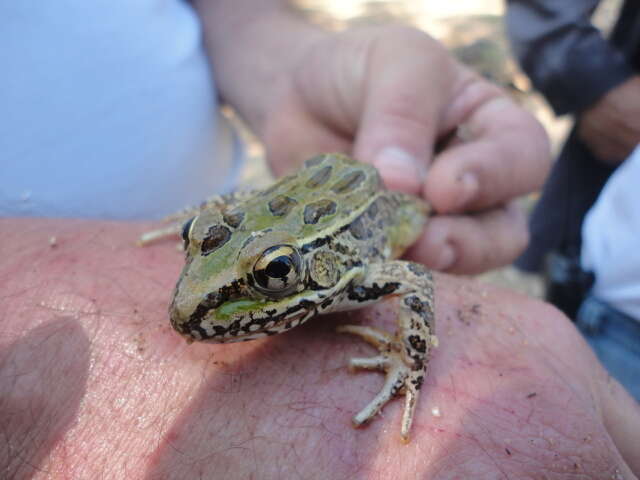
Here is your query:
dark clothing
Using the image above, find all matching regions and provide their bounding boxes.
[506,0,640,273]
[507,0,638,116]
[517,131,616,272]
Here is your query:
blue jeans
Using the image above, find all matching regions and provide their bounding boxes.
[576,296,640,401]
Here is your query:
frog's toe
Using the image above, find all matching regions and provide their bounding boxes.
[137,224,182,246]
[351,360,408,424]
[347,355,391,371]
[336,324,393,348]
[338,324,422,442]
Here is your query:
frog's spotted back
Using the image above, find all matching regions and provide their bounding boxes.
[183,153,383,281]
[246,153,382,236]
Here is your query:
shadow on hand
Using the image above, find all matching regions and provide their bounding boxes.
[145,311,392,479]
[0,317,90,478]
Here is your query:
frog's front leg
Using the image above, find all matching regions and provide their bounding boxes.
[337,261,437,442]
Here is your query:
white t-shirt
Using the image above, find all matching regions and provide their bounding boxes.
[0,0,241,219]
[582,145,640,320]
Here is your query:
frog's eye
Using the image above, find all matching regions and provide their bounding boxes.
[253,245,302,295]
[181,216,196,249]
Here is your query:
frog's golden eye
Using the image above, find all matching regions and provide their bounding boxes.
[181,216,196,249]
[253,245,302,295]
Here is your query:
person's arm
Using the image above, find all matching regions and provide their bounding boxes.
[506,0,635,115]
[1,218,638,478]
[192,0,326,138]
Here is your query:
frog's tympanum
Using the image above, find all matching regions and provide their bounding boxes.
[145,154,438,441]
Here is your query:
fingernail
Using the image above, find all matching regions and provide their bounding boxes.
[373,147,425,191]
[457,172,479,208]
[433,243,456,271]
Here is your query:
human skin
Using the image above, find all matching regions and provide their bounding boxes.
[2,218,638,479]
[578,75,640,165]
[193,0,551,275]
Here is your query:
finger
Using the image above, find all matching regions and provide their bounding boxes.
[352,27,461,194]
[263,88,352,176]
[425,86,551,214]
[406,202,529,274]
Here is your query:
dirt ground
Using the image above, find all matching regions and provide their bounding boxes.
[227,0,624,298]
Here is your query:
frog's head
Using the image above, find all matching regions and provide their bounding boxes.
[168,208,347,343]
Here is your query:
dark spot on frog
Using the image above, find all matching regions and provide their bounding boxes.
[223,210,245,229]
[404,295,425,313]
[268,195,298,217]
[301,235,330,254]
[405,295,435,329]
[408,334,427,353]
[348,215,370,240]
[201,225,232,256]
[367,201,378,219]
[347,281,400,302]
[306,165,333,188]
[304,155,327,168]
[321,297,334,309]
[331,170,366,194]
[407,263,430,278]
[304,199,337,224]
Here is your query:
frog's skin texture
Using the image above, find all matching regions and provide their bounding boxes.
[144,153,437,441]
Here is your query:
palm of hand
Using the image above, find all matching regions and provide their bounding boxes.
[2,219,637,479]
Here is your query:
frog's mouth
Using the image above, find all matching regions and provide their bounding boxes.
[171,268,354,343]
[171,291,318,343]
[204,295,316,343]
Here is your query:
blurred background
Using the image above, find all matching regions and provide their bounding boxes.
[227,0,625,296]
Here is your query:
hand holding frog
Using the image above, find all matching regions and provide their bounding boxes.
[263,27,550,274]
[2,218,638,478]
[196,1,551,274]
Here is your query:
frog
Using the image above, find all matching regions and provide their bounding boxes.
[142,153,438,442]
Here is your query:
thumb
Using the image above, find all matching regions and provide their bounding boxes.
[352,27,460,194]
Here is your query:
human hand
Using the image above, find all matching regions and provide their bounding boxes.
[3,218,638,479]
[578,75,640,165]
[262,26,550,274]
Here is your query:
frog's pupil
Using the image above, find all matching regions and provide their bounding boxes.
[266,256,292,278]
[253,245,302,294]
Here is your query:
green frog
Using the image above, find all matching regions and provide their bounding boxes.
[142,153,437,441]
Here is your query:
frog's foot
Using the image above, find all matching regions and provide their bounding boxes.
[336,324,424,443]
